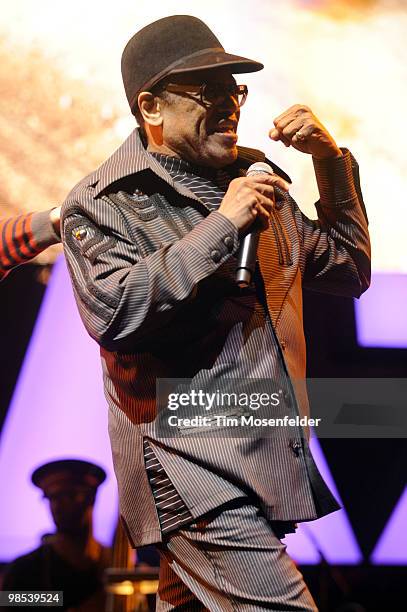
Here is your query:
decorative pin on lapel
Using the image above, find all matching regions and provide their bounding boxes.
[73,227,88,241]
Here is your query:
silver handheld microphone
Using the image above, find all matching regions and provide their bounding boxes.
[235,162,274,288]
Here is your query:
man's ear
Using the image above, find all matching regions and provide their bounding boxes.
[138,92,163,127]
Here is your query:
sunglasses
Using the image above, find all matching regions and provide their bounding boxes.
[163,82,248,108]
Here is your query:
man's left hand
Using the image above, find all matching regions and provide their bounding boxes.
[269,104,342,160]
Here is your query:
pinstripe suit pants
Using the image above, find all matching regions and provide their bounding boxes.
[155,498,318,611]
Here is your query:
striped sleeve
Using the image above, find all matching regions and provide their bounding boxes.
[62,192,238,352]
[299,149,371,297]
[0,210,60,281]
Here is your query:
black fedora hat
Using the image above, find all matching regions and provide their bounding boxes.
[121,15,263,114]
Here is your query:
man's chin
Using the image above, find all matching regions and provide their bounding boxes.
[207,144,238,169]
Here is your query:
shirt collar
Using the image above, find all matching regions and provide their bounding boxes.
[150,152,219,181]
[91,128,291,199]
[92,129,159,197]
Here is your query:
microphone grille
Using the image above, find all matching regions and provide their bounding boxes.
[246,162,274,176]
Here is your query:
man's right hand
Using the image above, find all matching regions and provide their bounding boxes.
[218,175,289,233]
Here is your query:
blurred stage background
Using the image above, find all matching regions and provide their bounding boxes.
[0,1,406,610]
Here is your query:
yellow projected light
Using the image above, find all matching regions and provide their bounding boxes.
[1,0,405,271]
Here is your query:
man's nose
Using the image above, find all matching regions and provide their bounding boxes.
[217,93,240,112]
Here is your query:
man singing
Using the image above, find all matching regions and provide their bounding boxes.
[61,15,370,611]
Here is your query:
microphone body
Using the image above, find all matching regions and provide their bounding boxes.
[235,162,274,288]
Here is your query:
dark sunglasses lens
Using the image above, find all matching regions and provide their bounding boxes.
[204,84,246,107]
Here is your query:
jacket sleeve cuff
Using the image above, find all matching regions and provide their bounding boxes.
[312,148,359,208]
[180,210,239,269]
[31,209,61,248]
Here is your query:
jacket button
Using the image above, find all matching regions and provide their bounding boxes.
[210,249,221,263]
[289,439,302,457]
[223,236,234,252]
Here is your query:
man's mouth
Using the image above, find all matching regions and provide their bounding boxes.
[208,115,238,134]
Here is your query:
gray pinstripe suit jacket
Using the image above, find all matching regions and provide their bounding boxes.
[61,129,370,547]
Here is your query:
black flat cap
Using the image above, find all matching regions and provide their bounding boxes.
[121,15,263,114]
[31,459,106,491]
